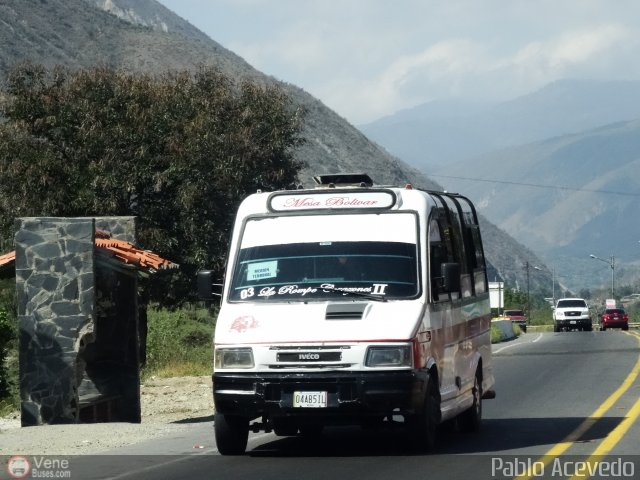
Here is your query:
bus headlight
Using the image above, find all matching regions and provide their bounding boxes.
[365,345,412,367]
[215,348,254,369]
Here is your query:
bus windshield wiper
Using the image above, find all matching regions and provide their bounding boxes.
[319,285,387,302]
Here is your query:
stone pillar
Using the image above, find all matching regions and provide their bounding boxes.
[16,216,143,426]
[16,218,95,426]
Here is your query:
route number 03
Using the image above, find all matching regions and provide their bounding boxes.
[240,288,255,299]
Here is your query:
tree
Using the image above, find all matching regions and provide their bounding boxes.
[0,63,305,304]
[504,287,527,310]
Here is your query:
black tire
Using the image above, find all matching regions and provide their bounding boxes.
[622,324,629,331]
[214,413,249,455]
[554,325,560,332]
[601,325,606,331]
[408,376,440,452]
[459,368,482,433]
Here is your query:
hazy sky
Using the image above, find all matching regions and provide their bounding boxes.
[157,0,640,125]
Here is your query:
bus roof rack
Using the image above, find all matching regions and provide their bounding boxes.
[313,173,374,188]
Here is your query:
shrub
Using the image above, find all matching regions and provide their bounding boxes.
[143,306,216,378]
[0,278,18,413]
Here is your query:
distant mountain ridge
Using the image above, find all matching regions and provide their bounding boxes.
[430,119,640,292]
[360,79,640,172]
[0,0,550,291]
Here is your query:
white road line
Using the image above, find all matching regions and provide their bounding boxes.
[493,332,544,353]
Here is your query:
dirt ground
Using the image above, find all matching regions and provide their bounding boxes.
[0,375,214,455]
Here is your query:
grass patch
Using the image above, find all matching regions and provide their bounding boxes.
[0,396,18,417]
[490,320,522,343]
[0,347,18,416]
[142,306,216,380]
[148,361,212,379]
[490,323,504,343]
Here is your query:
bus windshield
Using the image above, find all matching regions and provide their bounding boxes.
[228,213,419,302]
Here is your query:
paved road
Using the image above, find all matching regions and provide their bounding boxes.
[68,331,640,480]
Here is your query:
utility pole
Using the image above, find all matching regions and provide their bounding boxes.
[552,265,555,306]
[589,254,615,298]
[524,261,531,325]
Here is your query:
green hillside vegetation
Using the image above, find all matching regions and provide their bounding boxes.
[0,63,304,302]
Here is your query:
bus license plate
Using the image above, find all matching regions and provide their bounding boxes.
[293,391,327,408]
[570,320,576,324]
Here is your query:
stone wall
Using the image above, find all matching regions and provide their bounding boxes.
[16,216,140,426]
[95,217,136,244]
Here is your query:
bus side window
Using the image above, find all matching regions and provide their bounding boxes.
[428,217,448,301]
[458,197,488,294]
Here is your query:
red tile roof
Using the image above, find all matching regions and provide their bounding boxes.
[0,251,15,268]
[0,232,177,273]
[94,237,177,272]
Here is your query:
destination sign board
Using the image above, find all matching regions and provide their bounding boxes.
[269,191,395,211]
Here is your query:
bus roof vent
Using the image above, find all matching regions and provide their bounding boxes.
[313,173,374,188]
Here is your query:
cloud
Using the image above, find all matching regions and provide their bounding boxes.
[315,39,495,124]
[161,0,640,124]
[514,24,633,74]
[331,23,640,124]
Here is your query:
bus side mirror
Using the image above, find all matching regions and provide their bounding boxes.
[441,262,460,293]
[197,270,222,300]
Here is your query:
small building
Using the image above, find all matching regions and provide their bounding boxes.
[489,281,505,311]
[2,216,177,426]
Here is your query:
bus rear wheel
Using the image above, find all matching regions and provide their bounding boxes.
[459,368,482,432]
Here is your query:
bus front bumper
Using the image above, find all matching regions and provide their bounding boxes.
[213,370,428,421]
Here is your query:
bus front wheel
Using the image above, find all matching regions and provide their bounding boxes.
[214,413,249,455]
[407,377,440,451]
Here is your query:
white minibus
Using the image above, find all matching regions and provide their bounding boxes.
[199,173,495,454]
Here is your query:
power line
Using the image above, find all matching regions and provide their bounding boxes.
[429,173,640,197]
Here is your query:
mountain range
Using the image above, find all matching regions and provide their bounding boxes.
[361,81,640,293]
[360,79,640,172]
[0,0,556,294]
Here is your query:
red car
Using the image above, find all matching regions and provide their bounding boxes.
[503,309,527,332]
[600,308,629,331]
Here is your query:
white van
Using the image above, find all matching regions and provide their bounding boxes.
[199,173,495,455]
